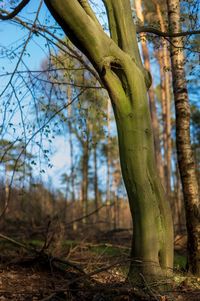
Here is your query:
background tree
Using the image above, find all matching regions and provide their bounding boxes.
[167,0,200,275]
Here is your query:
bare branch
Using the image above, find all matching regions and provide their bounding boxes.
[0,233,85,273]
[0,0,30,20]
[0,2,43,100]
[136,25,200,38]
[0,8,102,83]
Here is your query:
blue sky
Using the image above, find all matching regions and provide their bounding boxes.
[0,1,72,189]
[0,1,110,192]
[0,1,49,68]
[0,1,199,192]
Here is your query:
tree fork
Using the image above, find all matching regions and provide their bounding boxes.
[1,0,174,283]
[44,0,174,282]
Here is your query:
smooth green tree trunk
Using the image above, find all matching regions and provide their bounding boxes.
[44,0,174,284]
[111,66,173,282]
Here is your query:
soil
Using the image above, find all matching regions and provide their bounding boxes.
[0,227,199,301]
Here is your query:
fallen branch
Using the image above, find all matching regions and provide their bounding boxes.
[0,233,84,274]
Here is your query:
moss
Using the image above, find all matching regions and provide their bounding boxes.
[174,252,187,270]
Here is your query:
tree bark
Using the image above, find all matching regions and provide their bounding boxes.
[167,0,200,275]
[81,137,89,223]
[67,86,77,230]
[44,0,174,283]
[135,0,164,184]
[155,3,172,198]
[106,99,111,229]
[94,144,100,223]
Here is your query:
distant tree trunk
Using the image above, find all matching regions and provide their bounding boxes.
[93,143,100,223]
[175,161,184,233]
[167,0,200,275]
[135,0,164,184]
[155,2,172,198]
[106,99,111,228]
[67,86,77,230]
[81,138,89,223]
[4,165,9,213]
[156,50,171,196]
[112,165,121,230]
[113,191,117,230]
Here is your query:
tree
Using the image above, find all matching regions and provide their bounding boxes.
[167,0,200,275]
[0,0,174,284]
[0,139,34,214]
[40,0,175,283]
[1,0,199,282]
[191,106,200,188]
[135,0,164,184]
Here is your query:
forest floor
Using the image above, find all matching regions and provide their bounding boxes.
[0,222,199,301]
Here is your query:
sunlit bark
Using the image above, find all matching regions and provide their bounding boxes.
[154,2,172,197]
[44,0,174,283]
[167,0,200,275]
[93,143,100,223]
[67,86,77,230]
[135,0,164,184]
[106,99,111,228]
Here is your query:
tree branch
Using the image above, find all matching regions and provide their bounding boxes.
[0,8,102,83]
[43,0,107,71]
[136,25,200,37]
[0,233,85,274]
[78,0,102,28]
[0,0,30,20]
[103,0,142,65]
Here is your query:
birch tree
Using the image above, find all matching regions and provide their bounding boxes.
[167,0,200,276]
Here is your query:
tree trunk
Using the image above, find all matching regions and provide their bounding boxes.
[67,86,77,230]
[106,99,111,229]
[112,162,121,229]
[155,2,172,198]
[44,0,174,283]
[135,0,164,184]
[113,78,173,281]
[175,161,184,234]
[167,0,200,275]
[5,165,9,213]
[94,144,99,223]
[81,139,89,223]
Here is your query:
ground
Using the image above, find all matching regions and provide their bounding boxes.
[0,224,199,300]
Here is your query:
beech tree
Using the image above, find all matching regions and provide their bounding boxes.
[0,0,199,283]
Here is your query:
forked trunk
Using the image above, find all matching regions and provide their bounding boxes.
[44,0,174,283]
